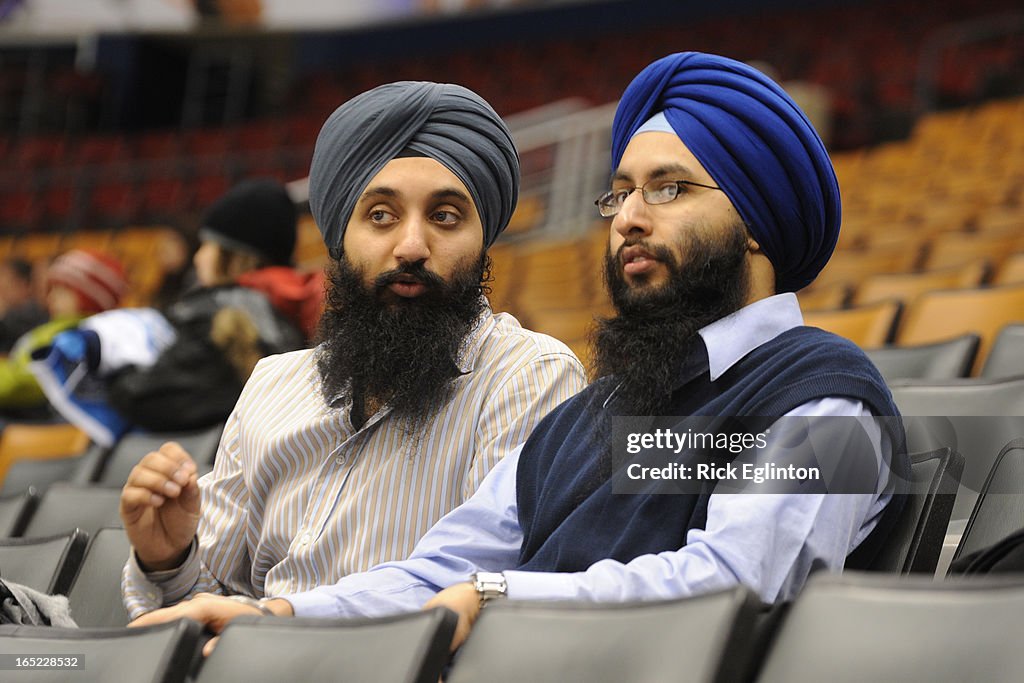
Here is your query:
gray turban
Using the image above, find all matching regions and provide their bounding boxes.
[308,81,520,255]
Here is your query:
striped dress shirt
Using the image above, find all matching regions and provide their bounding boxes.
[122,309,586,618]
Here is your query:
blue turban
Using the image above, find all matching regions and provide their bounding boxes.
[309,81,520,255]
[611,52,841,292]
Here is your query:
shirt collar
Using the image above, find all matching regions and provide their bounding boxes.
[698,292,804,382]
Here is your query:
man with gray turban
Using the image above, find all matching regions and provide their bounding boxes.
[132,54,908,654]
[119,81,585,620]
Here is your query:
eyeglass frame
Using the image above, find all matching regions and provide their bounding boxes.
[594,179,723,218]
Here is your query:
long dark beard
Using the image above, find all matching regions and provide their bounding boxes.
[590,221,751,416]
[315,252,489,428]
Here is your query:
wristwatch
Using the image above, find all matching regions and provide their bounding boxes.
[227,595,275,616]
[470,571,508,607]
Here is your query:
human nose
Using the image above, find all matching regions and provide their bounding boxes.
[612,187,653,240]
[392,219,430,264]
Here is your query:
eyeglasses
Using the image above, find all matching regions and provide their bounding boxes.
[594,179,722,217]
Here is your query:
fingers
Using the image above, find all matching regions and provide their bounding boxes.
[128,603,185,629]
[128,594,220,630]
[422,583,480,652]
[121,443,198,513]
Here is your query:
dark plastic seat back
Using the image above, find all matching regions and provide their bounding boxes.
[859,447,963,574]
[446,586,759,683]
[0,529,88,594]
[67,527,131,628]
[954,439,1024,561]
[194,608,457,683]
[22,483,122,539]
[888,377,1024,521]
[755,573,1024,683]
[0,488,38,537]
[865,334,978,381]
[95,424,224,486]
[0,620,200,683]
[980,324,1024,379]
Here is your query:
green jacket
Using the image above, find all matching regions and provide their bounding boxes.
[0,316,84,409]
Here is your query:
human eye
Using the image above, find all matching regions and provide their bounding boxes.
[431,208,462,226]
[368,207,398,225]
[647,181,680,203]
[609,188,632,206]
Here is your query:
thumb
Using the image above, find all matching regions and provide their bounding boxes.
[202,635,220,657]
[179,474,202,511]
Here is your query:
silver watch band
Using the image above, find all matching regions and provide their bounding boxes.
[471,571,508,606]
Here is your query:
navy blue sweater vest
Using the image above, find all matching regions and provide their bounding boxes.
[514,326,909,573]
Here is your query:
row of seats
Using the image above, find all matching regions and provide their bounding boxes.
[804,290,1024,375]
[0,404,1020,625]
[0,421,223,497]
[1,570,1022,682]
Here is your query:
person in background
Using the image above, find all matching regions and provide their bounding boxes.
[0,249,126,417]
[106,179,311,432]
[0,258,48,355]
[150,226,199,311]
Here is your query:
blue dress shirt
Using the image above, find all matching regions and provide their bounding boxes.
[285,293,891,617]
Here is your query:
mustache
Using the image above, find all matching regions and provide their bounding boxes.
[615,239,676,264]
[373,262,446,290]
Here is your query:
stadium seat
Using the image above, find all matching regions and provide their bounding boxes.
[857,448,963,574]
[813,247,922,289]
[852,260,987,307]
[863,334,979,381]
[93,423,224,486]
[803,300,901,348]
[0,423,91,485]
[0,620,200,683]
[446,587,758,683]
[992,253,1024,285]
[980,324,1024,379]
[888,376,1024,522]
[21,483,122,538]
[923,231,1023,271]
[754,572,1024,683]
[66,526,131,628]
[0,529,88,594]
[795,282,848,312]
[952,439,1024,565]
[896,283,1024,374]
[0,487,38,537]
[0,452,92,497]
[194,609,457,683]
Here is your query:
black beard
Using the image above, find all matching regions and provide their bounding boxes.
[590,221,751,416]
[315,253,488,428]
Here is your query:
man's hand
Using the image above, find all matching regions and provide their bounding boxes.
[119,442,201,571]
[129,594,294,656]
[422,582,481,651]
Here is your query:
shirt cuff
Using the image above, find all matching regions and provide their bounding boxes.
[282,590,345,618]
[503,570,576,601]
[121,553,163,620]
[137,538,202,605]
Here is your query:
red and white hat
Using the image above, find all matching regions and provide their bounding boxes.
[47,249,128,314]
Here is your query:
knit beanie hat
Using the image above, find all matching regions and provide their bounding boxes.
[47,249,128,314]
[200,178,298,266]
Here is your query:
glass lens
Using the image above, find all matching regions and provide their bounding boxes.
[644,181,678,205]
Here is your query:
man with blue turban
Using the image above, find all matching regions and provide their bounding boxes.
[119,81,586,621]
[133,55,908,654]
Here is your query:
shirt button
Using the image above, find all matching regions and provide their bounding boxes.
[335,456,346,466]
[300,534,311,545]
